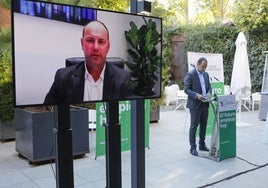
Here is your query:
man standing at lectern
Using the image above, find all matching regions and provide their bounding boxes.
[184,57,212,156]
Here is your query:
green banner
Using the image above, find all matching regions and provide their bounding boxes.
[95,100,150,157]
[197,82,224,136]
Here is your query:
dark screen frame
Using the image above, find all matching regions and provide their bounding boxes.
[11,0,162,107]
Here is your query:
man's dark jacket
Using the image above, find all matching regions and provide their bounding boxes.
[44,61,133,105]
[184,68,211,110]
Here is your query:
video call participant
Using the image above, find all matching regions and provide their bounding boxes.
[184,57,212,156]
[44,20,134,104]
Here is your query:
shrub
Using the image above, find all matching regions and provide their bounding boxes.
[0,27,13,122]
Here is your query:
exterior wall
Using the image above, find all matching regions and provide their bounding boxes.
[0,5,10,28]
[171,34,188,83]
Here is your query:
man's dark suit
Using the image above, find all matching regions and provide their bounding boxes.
[44,61,133,105]
[184,68,211,150]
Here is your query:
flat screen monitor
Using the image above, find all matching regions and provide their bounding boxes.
[11,0,162,107]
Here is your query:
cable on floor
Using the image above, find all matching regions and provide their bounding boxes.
[236,156,260,167]
[197,162,268,188]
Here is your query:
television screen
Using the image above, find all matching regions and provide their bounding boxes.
[12,0,162,107]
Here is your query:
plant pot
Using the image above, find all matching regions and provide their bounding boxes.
[150,105,160,123]
[15,107,89,163]
[0,120,15,142]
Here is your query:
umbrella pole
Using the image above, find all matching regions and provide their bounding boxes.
[238,100,242,122]
[237,90,242,124]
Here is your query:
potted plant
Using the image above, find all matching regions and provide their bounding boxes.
[0,26,14,142]
[124,17,161,96]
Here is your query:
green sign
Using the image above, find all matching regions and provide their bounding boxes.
[95,100,150,157]
[210,95,236,161]
[219,110,236,160]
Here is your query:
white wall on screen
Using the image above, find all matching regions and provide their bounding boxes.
[14,13,83,105]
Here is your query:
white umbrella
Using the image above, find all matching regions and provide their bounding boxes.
[230,32,251,98]
[230,32,251,122]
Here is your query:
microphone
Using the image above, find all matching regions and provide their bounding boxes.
[214,93,218,101]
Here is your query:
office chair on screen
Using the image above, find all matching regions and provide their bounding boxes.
[65,57,125,69]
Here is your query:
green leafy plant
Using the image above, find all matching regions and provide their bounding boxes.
[150,92,165,112]
[0,49,13,122]
[124,17,161,96]
[180,22,268,92]
[0,26,13,122]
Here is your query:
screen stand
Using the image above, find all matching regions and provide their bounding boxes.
[129,2,146,187]
[131,99,145,188]
[54,104,74,188]
[104,101,122,188]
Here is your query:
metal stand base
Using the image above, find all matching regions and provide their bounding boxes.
[55,104,74,188]
[105,101,122,188]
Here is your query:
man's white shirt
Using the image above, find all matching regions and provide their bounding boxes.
[83,64,106,101]
[196,68,207,96]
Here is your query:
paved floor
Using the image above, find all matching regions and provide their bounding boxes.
[0,107,268,188]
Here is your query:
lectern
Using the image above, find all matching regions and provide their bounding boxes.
[210,95,236,161]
